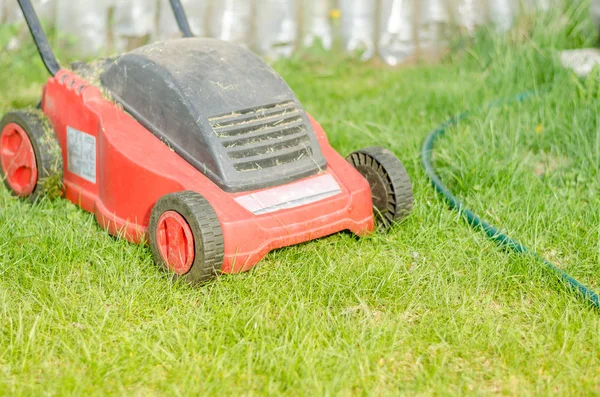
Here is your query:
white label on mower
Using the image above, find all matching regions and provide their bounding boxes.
[235,174,342,215]
[67,126,96,183]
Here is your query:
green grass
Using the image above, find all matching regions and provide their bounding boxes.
[1,3,600,395]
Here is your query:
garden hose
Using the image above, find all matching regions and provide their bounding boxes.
[421,91,600,310]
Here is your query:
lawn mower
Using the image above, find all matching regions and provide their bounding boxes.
[1,0,414,283]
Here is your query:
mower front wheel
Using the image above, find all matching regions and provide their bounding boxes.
[0,109,63,201]
[347,147,414,231]
[149,191,224,285]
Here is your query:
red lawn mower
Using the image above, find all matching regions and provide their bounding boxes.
[1,0,414,283]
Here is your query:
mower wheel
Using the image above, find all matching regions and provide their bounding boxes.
[347,147,414,231]
[0,109,63,201]
[149,191,224,285]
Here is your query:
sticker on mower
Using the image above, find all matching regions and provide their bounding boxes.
[235,174,342,215]
[67,126,96,183]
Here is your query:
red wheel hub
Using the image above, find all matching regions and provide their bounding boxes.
[0,122,38,196]
[156,211,195,274]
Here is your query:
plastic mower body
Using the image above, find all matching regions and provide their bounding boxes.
[0,0,414,283]
[42,57,375,274]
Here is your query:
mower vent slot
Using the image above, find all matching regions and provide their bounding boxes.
[210,100,295,121]
[210,101,316,173]
[233,147,314,172]
[221,125,307,148]
[228,134,311,159]
[209,101,299,130]
[212,115,304,138]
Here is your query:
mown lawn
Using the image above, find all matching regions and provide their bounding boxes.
[1,4,599,395]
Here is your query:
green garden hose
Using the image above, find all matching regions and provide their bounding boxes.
[421,91,600,310]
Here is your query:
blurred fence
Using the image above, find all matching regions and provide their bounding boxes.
[0,0,598,65]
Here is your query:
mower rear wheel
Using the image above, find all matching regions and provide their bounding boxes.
[0,109,63,201]
[347,147,414,231]
[149,191,224,285]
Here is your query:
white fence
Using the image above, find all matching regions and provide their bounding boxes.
[0,1,597,65]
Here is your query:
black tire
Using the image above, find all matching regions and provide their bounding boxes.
[0,109,63,201]
[347,147,414,231]
[149,191,225,285]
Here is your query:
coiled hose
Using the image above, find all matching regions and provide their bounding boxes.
[421,91,600,310]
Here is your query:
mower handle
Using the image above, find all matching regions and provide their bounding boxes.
[169,0,194,38]
[17,0,61,76]
[17,0,194,78]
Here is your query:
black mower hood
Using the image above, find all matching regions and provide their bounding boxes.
[100,38,326,192]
